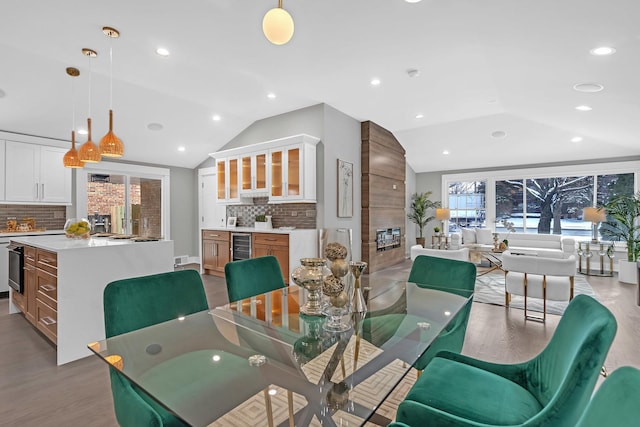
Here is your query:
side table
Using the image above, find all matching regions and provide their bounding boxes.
[577,242,614,277]
[431,235,449,250]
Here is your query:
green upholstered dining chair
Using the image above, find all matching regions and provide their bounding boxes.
[575,366,640,427]
[393,294,617,427]
[224,255,286,303]
[363,255,476,371]
[104,269,208,427]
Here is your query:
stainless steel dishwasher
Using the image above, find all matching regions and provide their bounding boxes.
[231,233,252,261]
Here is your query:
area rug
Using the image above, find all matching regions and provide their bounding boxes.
[474,272,598,315]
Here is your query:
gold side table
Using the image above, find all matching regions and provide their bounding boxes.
[577,242,614,277]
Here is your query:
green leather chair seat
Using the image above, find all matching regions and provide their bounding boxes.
[404,356,543,425]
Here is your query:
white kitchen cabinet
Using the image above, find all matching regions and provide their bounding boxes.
[209,134,319,204]
[240,151,268,197]
[4,141,71,204]
[0,140,5,201]
[269,139,317,203]
[215,156,240,204]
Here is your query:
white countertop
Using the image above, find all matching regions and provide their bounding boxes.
[203,226,310,234]
[8,235,171,252]
[0,230,65,240]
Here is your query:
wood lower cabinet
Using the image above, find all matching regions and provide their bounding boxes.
[202,230,230,277]
[24,245,37,324]
[252,233,290,284]
[17,244,57,344]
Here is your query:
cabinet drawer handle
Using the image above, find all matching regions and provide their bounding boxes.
[40,258,56,265]
[265,238,278,241]
[208,234,220,237]
[41,284,56,292]
[40,316,57,326]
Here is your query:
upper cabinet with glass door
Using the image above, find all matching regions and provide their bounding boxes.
[216,157,240,204]
[240,151,268,197]
[210,134,320,204]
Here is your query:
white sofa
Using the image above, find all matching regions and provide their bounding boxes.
[410,245,469,261]
[459,228,576,258]
[501,250,576,322]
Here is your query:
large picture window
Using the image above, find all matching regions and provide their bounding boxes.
[448,181,486,232]
[443,162,638,241]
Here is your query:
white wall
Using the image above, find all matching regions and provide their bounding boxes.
[405,163,417,256]
[320,104,362,260]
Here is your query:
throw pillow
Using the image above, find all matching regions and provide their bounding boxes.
[476,228,493,245]
[461,228,476,244]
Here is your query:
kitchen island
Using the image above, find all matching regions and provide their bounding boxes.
[8,235,174,365]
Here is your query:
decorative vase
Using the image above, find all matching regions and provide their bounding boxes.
[291,258,329,316]
[319,228,353,332]
[349,261,368,314]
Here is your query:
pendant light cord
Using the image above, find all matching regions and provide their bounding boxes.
[109,41,113,110]
[72,74,75,131]
[87,54,92,118]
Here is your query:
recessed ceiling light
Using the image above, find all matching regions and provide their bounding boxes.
[147,123,164,131]
[212,114,221,121]
[156,47,170,57]
[267,92,276,99]
[590,46,616,56]
[178,146,186,152]
[0,89,6,98]
[575,105,592,111]
[405,0,422,3]
[573,83,604,93]
[77,128,88,135]
[571,137,583,143]
[415,113,424,119]
[268,389,277,396]
[491,130,507,138]
[407,69,420,78]
[370,78,381,86]
[442,150,450,155]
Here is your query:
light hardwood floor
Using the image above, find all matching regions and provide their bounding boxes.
[0,261,638,426]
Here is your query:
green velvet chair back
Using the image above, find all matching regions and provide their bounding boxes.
[575,366,640,427]
[526,294,617,424]
[103,269,208,427]
[408,255,477,295]
[408,255,476,370]
[224,255,286,303]
[104,269,208,337]
[394,294,617,427]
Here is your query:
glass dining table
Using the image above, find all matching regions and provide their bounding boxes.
[88,281,473,427]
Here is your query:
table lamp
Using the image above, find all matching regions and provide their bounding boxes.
[435,208,451,233]
[583,207,606,243]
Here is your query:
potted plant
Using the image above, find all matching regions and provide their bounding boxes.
[407,191,440,247]
[599,193,640,284]
[254,214,273,230]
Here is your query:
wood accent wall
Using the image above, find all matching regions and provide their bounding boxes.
[361,121,406,273]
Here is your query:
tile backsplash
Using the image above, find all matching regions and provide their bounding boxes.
[226,198,316,229]
[1,205,67,231]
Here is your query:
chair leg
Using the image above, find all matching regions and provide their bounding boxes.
[543,275,547,323]
[570,276,575,300]
[264,388,275,427]
[287,390,294,427]
[523,273,528,319]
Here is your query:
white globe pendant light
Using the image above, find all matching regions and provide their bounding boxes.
[263,0,294,45]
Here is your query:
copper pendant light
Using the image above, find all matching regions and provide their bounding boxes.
[78,48,102,163]
[63,67,85,168]
[99,26,124,157]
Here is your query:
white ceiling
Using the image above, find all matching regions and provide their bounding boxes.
[1,0,639,172]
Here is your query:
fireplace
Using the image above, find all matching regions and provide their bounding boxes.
[376,227,401,252]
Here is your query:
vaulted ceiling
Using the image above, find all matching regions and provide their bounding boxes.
[1,0,639,171]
